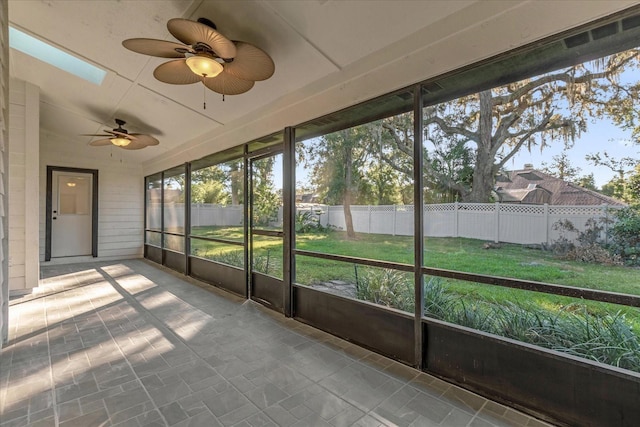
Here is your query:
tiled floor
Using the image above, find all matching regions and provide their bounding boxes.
[1,260,555,427]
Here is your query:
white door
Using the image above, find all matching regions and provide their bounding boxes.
[51,171,93,257]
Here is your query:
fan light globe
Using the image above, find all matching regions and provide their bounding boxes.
[110,137,131,147]
[186,55,223,78]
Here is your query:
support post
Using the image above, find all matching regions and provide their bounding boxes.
[184,162,191,276]
[243,145,250,299]
[413,84,425,370]
[161,171,165,265]
[283,127,295,317]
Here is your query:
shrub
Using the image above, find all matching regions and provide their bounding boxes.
[577,217,606,246]
[295,210,326,234]
[608,204,640,266]
[550,219,578,256]
[550,218,620,265]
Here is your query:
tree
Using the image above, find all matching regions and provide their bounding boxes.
[189,162,244,205]
[362,162,403,205]
[370,113,471,203]
[251,156,280,227]
[575,173,597,191]
[424,135,474,202]
[191,180,227,204]
[377,49,640,202]
[586,151,637,202]
[628,164,640,203]
[227,160,244,205]
[190,165,228,204]
[305,128,369,238]
[541,151,582,182]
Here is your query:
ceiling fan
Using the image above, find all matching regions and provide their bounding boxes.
[122,18,274,101]
[84,119,159,150]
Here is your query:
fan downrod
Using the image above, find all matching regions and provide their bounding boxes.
[114,118,129,133]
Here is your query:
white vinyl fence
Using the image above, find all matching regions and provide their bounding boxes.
[148,202,622,245]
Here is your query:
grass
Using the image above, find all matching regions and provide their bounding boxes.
[191,225,639,296]
[296,233,640,296]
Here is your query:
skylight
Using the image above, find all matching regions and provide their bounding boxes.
[9,26,106,85]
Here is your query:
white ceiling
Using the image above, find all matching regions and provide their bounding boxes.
[7,0,638,171]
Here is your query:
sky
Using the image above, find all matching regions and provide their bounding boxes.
[508,118,639,188]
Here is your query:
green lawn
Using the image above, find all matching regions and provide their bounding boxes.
[296,232,640,295]
[190,226,639,296]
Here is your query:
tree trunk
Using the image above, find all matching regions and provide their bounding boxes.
[343,144,356,238]
[467,90,495,202]
[231,173,240,205]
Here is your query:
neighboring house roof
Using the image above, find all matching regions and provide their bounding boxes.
[295,193,321,203]
[495,168,626,206]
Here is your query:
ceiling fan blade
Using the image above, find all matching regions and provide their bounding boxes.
[167,18,236,59]
[225,42,275,81]
[153,59,201,84]
[122,38,187,58]
[80,133,111,137]
[129,134,159,146]
[88,138,113,147]
[203,69,255,95]
[110,130,138,140]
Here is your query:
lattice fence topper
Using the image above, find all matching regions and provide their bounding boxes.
[549,206,618,216]
[348,206,371,212]
[500,204,546,215]
[423,204,455,212]
[457,203,495,212]
[371,205,396,213]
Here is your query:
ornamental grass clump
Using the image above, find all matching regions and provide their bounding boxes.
[210,249,244,268]
[355,267,414,312]
[353,270,640,372]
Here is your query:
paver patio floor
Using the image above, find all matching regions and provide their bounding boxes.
[1,260,554,427]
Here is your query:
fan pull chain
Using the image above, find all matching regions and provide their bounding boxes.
[202,76,207,109]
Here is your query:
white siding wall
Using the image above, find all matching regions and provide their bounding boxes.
[1,0,8,345]
[39,132,144,262]
[8,79,39,292]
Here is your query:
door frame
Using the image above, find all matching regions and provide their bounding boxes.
[247,149,284,307]
[45,166,99,261]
